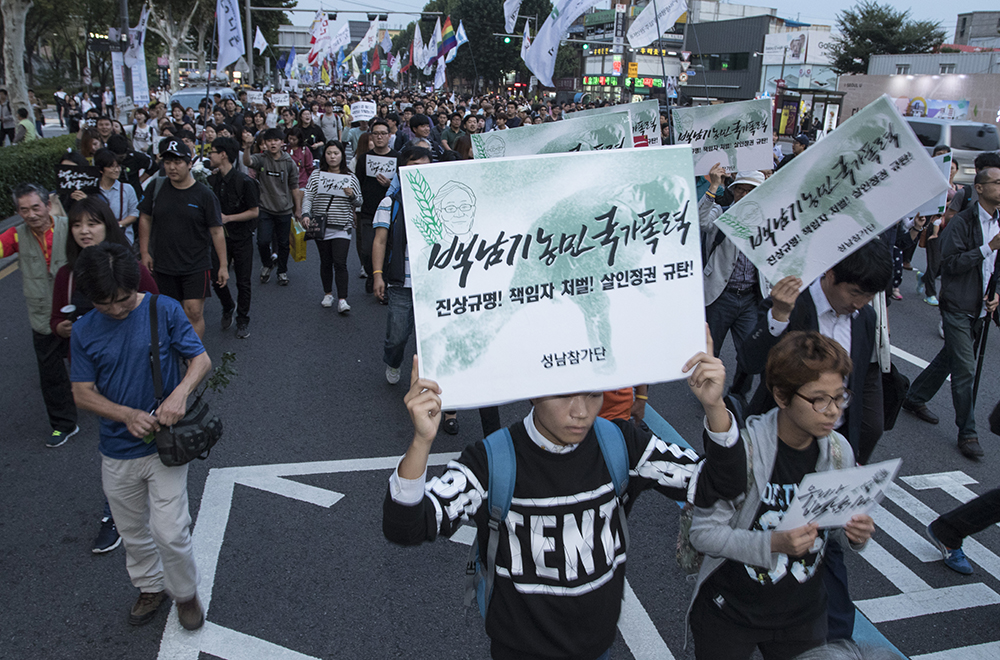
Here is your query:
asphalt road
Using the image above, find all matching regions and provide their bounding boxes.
[1,242,999,660]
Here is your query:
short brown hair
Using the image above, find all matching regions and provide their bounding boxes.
[766,331,852,404]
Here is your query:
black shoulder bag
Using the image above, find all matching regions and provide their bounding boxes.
[149,295,223,466]
[304,191,331,241]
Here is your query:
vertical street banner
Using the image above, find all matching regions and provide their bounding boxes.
[571,99,661,147]
[671,98,773,175]
[471,112,633,158]
[399,147,706,408]
[216,0,246,70]
[713,95,950,287]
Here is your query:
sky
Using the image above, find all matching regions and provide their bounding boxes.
[285,0,985,44]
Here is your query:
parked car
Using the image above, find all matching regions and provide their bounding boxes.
[169,86,237,112]
[904,117,1000,185]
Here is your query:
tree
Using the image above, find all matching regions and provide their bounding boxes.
[147,0,201,92]
[1,0,33,113]
[826,0,945,75]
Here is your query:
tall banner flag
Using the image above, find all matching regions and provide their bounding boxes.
[391,51,402,81]
[520,20,532,59]
[401,40,413,73]
[503,0,523,33]
[216,0,245,70]
[331,24,351,54]
[349,20,380,59]
[321,60,331,85]
[108,28,129,103]
[308,11,330,65]
[123,7,149,68]
[254,26,268,54]
[412,23,426,69]
[446,20,469,64]
[524,0,605,87]
[627,0,687,49]
[362,51,368,74]
[381,30,393,55]
[284,46,296,77]
[439,17,457,61]
[372,48,380,73]
[351,55,361,79]
[277,51,288,73]
[434,60,446,89]
[431,17,443,64]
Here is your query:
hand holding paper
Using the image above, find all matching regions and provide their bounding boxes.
[844,514,875,545]
[682,326,730,432]
[771,523,819,557]
[770,275,803,322]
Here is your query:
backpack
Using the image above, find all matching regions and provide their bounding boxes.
[463,417,631,618]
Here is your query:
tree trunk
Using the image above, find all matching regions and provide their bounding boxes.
[1,0,33,114]
[195,21,210,74]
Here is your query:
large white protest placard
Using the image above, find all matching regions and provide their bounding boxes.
[271,93,290,107]
[912,152,952,217]
[316,172,351,197]
[775,458,902,531]
[570,99,661,147]
[471,112,632,159]
[350,101,377,122]
[400,147,705,408]
[672,99,773,176]
[366,154,397,179]
[246,91,264,105]
[713,95,950,287]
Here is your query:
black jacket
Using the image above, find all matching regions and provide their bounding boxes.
[738,287,876,456]
[384,191,408,287]
[939,203,997,317]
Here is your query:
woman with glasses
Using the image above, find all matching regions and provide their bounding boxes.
[686,331,874,660]
[71,148,140,245]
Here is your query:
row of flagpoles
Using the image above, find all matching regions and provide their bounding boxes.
[214,0,686,91]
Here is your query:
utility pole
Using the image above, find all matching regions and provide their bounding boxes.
[245,0,254,86]
[120,0,132,102]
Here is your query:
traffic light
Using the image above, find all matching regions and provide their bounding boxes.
[582,43,589,50]
[328,13,337,20]
[367,13,377,21]
[504,36,511,44]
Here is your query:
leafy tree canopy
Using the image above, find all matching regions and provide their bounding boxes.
[826,0,946,75]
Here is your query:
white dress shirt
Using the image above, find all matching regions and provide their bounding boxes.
[768,278,857,357]
[977,202,1000,316]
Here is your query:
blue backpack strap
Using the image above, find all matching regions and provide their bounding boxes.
[464,428,516,618]
[593,417,631,556]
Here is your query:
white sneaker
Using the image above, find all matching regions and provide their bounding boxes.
[321,294,335,308]
[386,365,401,385]
[358,267,367,279]
[337,299,351,314]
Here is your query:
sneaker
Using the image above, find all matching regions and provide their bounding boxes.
[915,270,925,296]
[176,594,205,631]
[271,252,278,264]
[128,591,167,626]
[221,309,234,331]
[236,320,250,339]
[260,266,272,284]
[337,299,351,314]
[321,294,335,308]
[386,365,401,385]
[46,425,79,448]
[924,295,939,306]
[939,319,945,339]
[925,524,974,575]
[358,267,367,279]
[92,516,122,554]
[277,272,289,286]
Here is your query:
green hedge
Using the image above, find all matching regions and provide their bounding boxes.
[0,134,77,219]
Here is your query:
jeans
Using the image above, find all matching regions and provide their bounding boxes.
[383,286,414,369]
[705,287,759,398]
[213,229,254,322]
[317,237,351,298]
[922,236,942,298]
[256,211,292,274]
[930,488,1000,548]
[356,214,375,293]
[905,310,984,440]
[102,453,198,599]
[32,331,77,432]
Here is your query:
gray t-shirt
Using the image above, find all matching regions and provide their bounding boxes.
[248,151,299,215]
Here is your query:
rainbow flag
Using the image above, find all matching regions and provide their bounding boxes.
[439,17,457,61]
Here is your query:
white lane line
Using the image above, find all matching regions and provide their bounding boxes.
[891,346,949,381]
[620,580,676,660]
[856,583,1000,623]
[234,475,344,507]
[193,621,319,660]
[449,525,478,546]
[857,539,930,593]
[869,505,943,563]
[902,472,1000,531]
[911,641,1000,660]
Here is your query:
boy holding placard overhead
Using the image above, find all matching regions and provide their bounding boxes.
[383,333,748,660]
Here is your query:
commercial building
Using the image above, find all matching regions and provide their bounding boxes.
[868,52,1000,76]
[681,14,776,102]
[838,74,1000,126]
[954,11,1000,50]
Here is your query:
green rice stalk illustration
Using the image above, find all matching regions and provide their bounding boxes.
[472,137,488,159]
[407,170,443,245]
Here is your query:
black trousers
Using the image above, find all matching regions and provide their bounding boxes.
[213,229,254,322]
[32,331,77,432]
[930,489,1000,548]
[690,590,826,660]
[922,236,942,298]
[479,407,502,437]
[822,539,854,641]
[356,214,375,294]
[316,237,351,298]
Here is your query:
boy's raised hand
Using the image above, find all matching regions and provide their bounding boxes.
[404,355,443,446]
[682,325,731,433]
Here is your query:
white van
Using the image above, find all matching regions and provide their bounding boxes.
[904,117,1000,185]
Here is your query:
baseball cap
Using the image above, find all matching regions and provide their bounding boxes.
[730,171,765,188]
[159,138,192,160]
[794,133,810,147]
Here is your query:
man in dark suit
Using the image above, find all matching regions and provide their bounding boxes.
[737,238,893,642]
[902,166,1000,459]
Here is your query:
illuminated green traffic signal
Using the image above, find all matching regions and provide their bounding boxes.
[582,43,589,50]
[504,36,511,43]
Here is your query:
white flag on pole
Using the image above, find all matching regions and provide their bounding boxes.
[390,51,402,82]
[520,20,532,60]
[446,20,469,64]
[348,20,379,59]
[434,60,446,89]
[123,7,150,69]
[627,0,687,48]
[254,26,268,54]
[308,11,329,65]
[430,17,442,65]
[330,24,351,55]
[523,0,604,87]
[216,0,245,70]
[412,23,426,69]
[503,0,523,33]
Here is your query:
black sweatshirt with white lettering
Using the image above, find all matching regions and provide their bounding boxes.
[383,418,746,660]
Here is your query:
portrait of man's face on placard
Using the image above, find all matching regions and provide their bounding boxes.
[435,181,477,238]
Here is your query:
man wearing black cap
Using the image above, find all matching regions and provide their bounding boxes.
[776,134,808,170]
[138,139,228,338]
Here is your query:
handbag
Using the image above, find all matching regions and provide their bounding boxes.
[313,181,356,232]
[881,362,910,432]
[149,295,223,466]
[290,220,308,262]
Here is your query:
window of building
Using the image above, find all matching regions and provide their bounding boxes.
[690,52,750,71]
[940,63,955,74]
[896,64,910,74]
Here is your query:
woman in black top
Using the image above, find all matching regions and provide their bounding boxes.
[297,109,327,159]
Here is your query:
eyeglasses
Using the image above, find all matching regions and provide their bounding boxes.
[979,180,1000,186]
[371,131,390,137]
[443,203,474,214]
[795,390,852,413]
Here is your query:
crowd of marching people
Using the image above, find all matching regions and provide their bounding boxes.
[4,82,1000,659]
